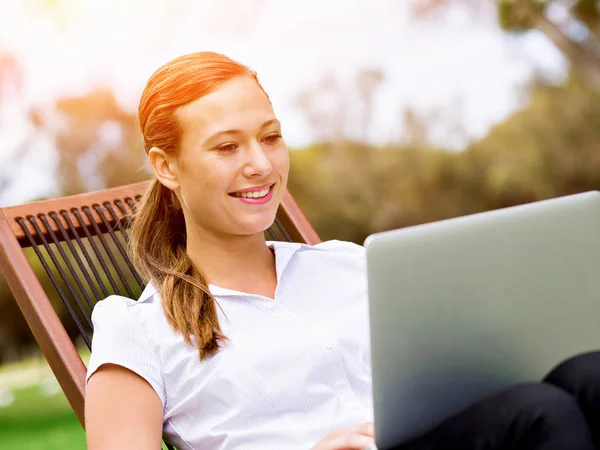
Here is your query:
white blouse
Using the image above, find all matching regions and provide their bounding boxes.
[86,240,374,450]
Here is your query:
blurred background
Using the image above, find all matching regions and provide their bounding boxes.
[0,0,599,448]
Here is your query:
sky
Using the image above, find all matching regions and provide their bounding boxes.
[0,0,566,205]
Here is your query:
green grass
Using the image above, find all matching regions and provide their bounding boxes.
[0,385,86,450]
[0,351,90,449]
[0,351,173,449]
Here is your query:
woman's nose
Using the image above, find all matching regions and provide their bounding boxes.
[243,141,273,178]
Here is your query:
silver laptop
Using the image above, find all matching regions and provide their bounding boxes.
[364,191,600,450]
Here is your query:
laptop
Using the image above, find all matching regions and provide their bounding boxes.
[364,191,600,450]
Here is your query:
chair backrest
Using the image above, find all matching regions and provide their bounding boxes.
[0,181,320,430]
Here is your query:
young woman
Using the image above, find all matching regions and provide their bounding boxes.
[85,51,600,450]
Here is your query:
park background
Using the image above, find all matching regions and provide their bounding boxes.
[0,0,599,448]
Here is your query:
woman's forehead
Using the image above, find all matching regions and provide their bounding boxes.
[177,77,273,130]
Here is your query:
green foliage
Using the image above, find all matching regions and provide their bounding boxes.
[289,79,600,244]
[0,386,85,450]
[571,0,600,31]
[289,143,485,243]
[471,79,600,202]
[497,0,547,33]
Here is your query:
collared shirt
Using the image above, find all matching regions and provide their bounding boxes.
[86,240,373,450]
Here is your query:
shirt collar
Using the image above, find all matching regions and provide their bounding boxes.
[138,282,158,303]
[137,241,306,300]
[209,240,304,297]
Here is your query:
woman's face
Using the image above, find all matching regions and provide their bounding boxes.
[161,76,289,239]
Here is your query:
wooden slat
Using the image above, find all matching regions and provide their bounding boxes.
[280,190,321,245]
[2,181,150,245]
[3,181,320,246]
[0,211,87,427]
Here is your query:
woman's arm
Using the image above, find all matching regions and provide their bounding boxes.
[85,364,164,450]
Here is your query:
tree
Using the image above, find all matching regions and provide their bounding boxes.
[30,87,150,197]
[294,68,385,143]
[356,69,385,142]
[469,78,600,205]
[289,76,600,243]
[411,0,600,88]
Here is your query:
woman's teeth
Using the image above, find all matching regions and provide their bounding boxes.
[234,186,271,199]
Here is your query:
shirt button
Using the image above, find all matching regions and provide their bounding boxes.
[323,341,334,350]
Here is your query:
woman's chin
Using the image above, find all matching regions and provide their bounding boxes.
[233,219,277,237]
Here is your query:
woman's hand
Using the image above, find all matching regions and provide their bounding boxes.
[311,422,376,450]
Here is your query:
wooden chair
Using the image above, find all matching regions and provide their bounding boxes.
[0,181,320,448]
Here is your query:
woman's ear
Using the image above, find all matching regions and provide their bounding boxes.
[148,147,180,191]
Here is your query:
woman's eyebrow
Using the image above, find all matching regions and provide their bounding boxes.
[260,118,281,129]
[202,119,280,145]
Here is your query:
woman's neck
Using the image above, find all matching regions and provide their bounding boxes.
[185,229,277,299]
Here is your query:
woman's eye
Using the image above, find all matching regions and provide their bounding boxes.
[216,143,237,153]
[264,133,282,144]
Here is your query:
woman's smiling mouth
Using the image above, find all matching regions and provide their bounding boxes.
[229,184,275,204]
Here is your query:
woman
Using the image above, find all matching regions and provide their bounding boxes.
[85,51,600,450]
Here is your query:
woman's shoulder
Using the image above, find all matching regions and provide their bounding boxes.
[271,239,365,268]
[271,239,364,254]
[285,240,366,274]
[300,239,366,264]
[311,239,365,255]
[91,284,164,333]
[87,285,167,405]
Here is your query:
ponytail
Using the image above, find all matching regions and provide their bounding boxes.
[129,179,226,360]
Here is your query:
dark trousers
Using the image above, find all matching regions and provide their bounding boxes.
[392,351,600,450]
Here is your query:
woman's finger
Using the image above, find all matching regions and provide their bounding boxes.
[331,433,375,449]
[351,422,375,437]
